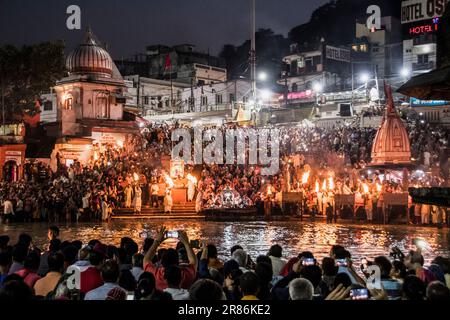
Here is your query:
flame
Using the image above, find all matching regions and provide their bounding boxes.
[362,183,369,194]
[328,176,334,190]
[376,183,382,193]
[302,171,310,185]
[315,180,320,193]
[93,151,99,161]
[133,172,139,181]
[187,174,197,185]
[267,185,272,195]
[322,179,327,191]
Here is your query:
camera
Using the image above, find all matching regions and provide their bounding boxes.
[189,240,200,249]
[350,288,369,300]
[336,258,348,267]
[165,230,179,238]
[301,257,315,266]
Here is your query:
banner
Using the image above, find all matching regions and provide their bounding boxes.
[325,46,350,63]
[401,0,449,24]
[410,97,449,106]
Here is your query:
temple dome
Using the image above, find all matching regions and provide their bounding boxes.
[370,84,411,166]
[66,29,113,78]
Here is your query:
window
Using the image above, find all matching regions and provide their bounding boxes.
[165,99,170,107]
[201,96,208,106]
[95,97,108,118]
[243,96,248,103]
[418,54,429,64]
[292,83,298,92]
[360,44,368,52]
[43,101,52,111]
[64,97,73,110]
[188,97,195,110]
[229,93,235,103]
[215,94,222,105]
[144,96,149,105]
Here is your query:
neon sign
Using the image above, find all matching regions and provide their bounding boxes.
[409,17,440,34]
[279,90,313,101]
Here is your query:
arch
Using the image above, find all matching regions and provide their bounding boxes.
[95,92,109,119]
[3,160,19,182]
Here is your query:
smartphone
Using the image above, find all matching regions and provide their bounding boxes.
[301,258,315,266]
[336,259,348,267]
[350,288,369,300]
[126,294,135,300]
[165,230,179,238]
[190,240,200,249]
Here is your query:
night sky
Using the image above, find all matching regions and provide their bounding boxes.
[0,0,329,58]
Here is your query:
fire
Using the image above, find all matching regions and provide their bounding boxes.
[362,183,369,194]
[376,183,382,193]
[301,171,310,185]
[328,176,334,190]
[187,174,197,185]
[322,179,327,191]
[133,172,139,181]
[315,180,320,193]
[267,185,272,195]
[93,151,99,161]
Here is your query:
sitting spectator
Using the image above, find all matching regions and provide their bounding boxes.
[15,251,41,289]
[135,272,171,300]
[189,279,225,301]
[131,253,144,281]
[289,278,314,300]
[84,260,121,300]
[268,245,286,276]
[426,281,450,301]
[34,252,64,297]
[143,227,197,291]
[163,265,189,300]
[240,271,259,300]
[402,275,426,300]
[0,252,12,288]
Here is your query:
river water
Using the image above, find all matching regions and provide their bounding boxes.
[1,220,449,264]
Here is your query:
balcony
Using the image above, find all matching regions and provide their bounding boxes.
[413,61,436,72]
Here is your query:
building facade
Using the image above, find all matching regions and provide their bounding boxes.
[402,0,449,76]
[43,29,139,169]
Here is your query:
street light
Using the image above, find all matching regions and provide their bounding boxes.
[401,67,411,79]
[258,72,268,81]
[259,89,272,101]
[359,73,370,83]
[312,82,323,93]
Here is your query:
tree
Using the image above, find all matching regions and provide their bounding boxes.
[219,29,289,90]
[0,41,66,122]
[288,0,402,50]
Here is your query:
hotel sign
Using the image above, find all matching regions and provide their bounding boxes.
[410,98,449,106]
[325,46,351,63]
[401,0,449,24]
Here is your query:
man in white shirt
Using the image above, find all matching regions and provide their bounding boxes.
[163,266,190,300]
[3,199,14,222]
[84,260,122,300]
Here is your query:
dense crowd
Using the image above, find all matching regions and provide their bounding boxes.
[0,226,449,301]
[0,115,448,222]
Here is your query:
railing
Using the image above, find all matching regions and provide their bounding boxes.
[413,61,435,71]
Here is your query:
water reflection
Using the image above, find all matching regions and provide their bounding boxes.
[1,221,449,263]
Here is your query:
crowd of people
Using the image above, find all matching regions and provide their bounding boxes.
[0,114,448,223]
[0,226,449,301]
